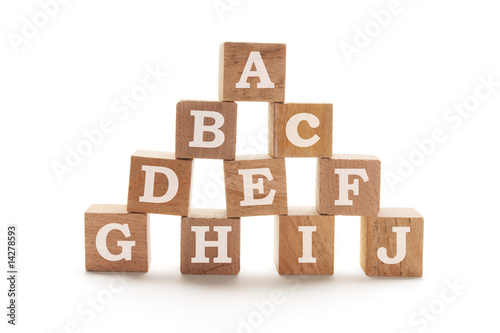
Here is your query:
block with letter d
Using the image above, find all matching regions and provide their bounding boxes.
[360,208,424,277]
[127,150,192,216]
[181,209,240,275]
[269,103,333,157]
[224,155,288,217]
[175,100,237,160]
[85,204,150,272]
[316,154,381,216]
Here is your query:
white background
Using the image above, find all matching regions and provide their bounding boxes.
[1,0,499,332]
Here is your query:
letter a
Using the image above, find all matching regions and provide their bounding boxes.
[235,51,275,89]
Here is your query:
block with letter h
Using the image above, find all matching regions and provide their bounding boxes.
[181,209,240,275]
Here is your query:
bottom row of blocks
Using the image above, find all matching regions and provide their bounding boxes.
[85,205,423,277]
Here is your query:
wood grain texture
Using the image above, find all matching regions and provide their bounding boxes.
[316,154,381,216]
[85,204,150,272]
[224,155,288,217]
[181,209,240,275]
[127,150,192,216]
[219,42,286,102]
[269,103,333,157]
[360,208,424,277]
[274,207,335,275]
[175,100,237,160]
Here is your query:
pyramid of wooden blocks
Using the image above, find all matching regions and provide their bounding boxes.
[85,204,150,272]
[84,41,424,278]
[275,207,335,275]
[360,208,424,277]
[181,209,240,275]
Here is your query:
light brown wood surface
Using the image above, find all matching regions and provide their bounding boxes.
[274,207,335,275]
[316,154,380,216]
[181,209,240,275]
[127,150,192,216]
[219,42,286,102]
[269,103,333,157]
[85,204,150,272]
[224,155,288,217]
[175,100,237,160]
[360,207,424,277]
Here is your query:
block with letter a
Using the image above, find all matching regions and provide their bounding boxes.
[219,42,286,102]
[316,154,381,216]
[274,207,335,275]
[224,154,288,217]
[181,209,240,275]
[269,103,333,157]
[127,150,192,216]
[175,100,237,160]
[360,208,424,277]
[85,204,150,272]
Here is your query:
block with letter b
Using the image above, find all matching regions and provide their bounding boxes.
[175,100,237,160]
[127,150,192,216]
[181,209,240,275]
[269,103,333,157]
[274,207,335,275]
[224,155,288,217]
[360,208,424,277]
[316,154,381,216]
[85,204,150,272]
[219,42,286,102]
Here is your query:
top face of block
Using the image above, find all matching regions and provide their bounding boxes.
[360,208,424,277]
[175,101,237,160]
[127,150,192,216]
[269,103,333,157]
[219,42,286,102]
[317,155,381,216]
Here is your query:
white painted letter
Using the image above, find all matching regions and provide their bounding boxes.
[238,168,276,206]
[189,110,225,148]
[377,226,410,264]
[235,51,275,89]
[139,165,179,203]
[96,223,136,261]
[335,168,369,205]
[191,226,232,263]
[285,113,320,147]
[298,226,316,263]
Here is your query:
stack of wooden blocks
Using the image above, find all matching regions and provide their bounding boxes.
[85,42,424,277]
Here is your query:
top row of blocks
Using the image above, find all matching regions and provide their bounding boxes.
[219,42,286,102]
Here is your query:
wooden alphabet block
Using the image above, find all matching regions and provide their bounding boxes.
[274,207,335,275]
[127,150,192,216]
[269,103,333,157]
[85,204,150,272]
[224,155,288,217]
[181,209,240,275]
[360,208,424,277]
[316,154,381,216]
[219,42,286,102]
[175,100,237,160]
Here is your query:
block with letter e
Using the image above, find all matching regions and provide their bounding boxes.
[316,154,380,216]
[224,155,288,217]
[219,42,286,102]
[127,150,192,216]
[85,204,150,272]
[175,100,237,160]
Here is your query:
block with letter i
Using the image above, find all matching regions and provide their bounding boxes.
[85,204,150,272]
[224,155,288,217]
[127,150,193,216]
[360,208,424,277]
[274,207,335,275]
[219,42,286,102]
[175,100,237,160]
[316,154,381,216]
[269,103,333,157]
[181,209,240,275]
